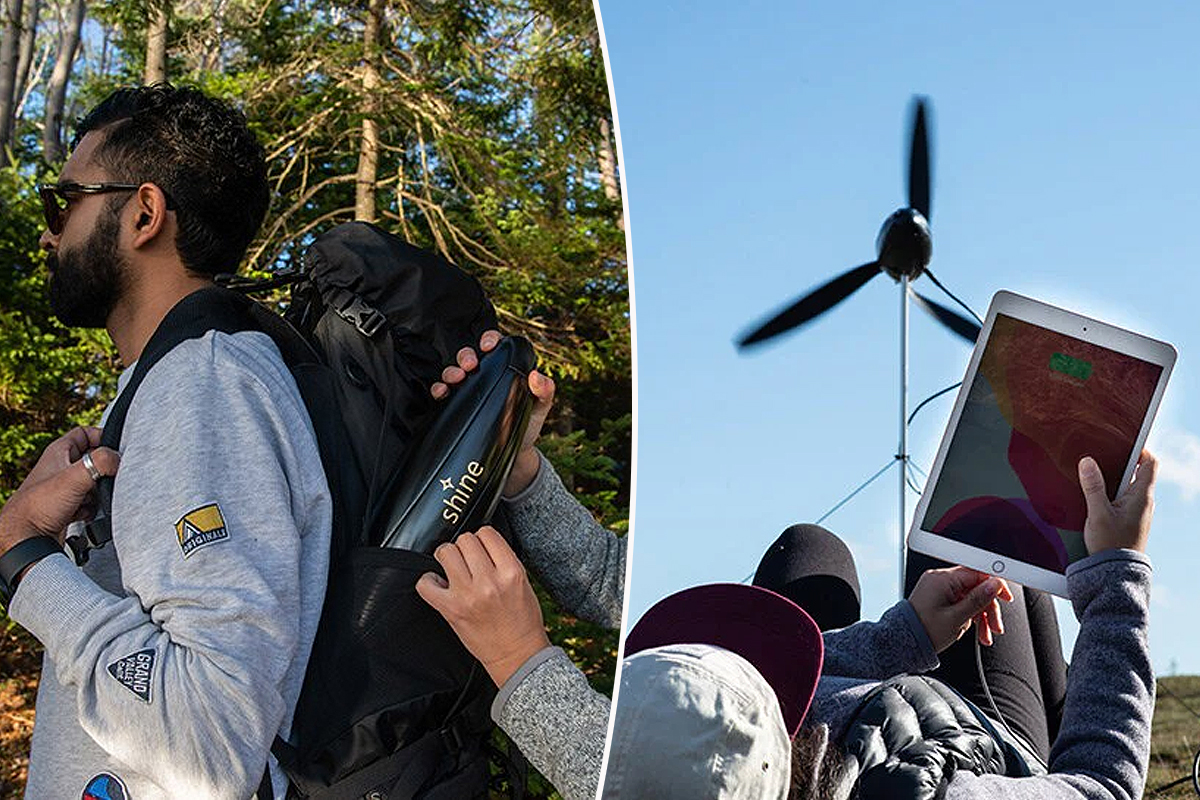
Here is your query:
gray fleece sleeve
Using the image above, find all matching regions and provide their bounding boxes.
[504,451,626,627]
[491,646,609,800]
[10,334,329,798]
[492,455,622,800]
[821,599,940,679]
[946,550,1154,800]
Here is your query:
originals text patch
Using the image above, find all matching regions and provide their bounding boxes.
[175,503,229,558]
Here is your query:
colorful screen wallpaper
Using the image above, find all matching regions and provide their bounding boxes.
[921,314,1162,573]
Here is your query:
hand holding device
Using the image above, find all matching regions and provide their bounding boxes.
[908,566,1013,652]
[908,291,1175,597]
[377,335,537,552]
[431,329,556,497]
[431,329,504,396]
[415,525,551,688]
[1080,449,1157,556]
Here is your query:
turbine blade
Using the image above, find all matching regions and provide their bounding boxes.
[908,97,932,222]
[911,289,980,344]
[738,263,880,348]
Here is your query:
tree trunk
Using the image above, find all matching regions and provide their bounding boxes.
[597,117,619,201]
[98,22,110,78]
[12,0,37,112]
[144,0,168,84]
[41,0,83,164]
[0,0,26,163]
[582,16,621,230]
[353,0,384,223]
[597,115,622,230]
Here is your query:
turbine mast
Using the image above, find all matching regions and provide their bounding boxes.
[898,275,909,598]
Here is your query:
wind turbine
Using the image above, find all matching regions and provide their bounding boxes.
[736,97,982,595]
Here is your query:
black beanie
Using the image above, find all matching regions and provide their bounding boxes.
[753,524,862,632]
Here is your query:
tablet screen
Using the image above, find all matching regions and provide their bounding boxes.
[919,313,1163,573]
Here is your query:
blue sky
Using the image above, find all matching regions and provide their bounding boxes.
[599,0,1200,675]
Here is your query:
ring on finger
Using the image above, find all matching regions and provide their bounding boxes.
[81,451,102,483]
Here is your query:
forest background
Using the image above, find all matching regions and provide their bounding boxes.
[0,0,629,795]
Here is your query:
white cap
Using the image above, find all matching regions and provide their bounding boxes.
[601,643,791,799]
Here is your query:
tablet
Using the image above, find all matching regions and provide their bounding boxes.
[907,290,1176,597]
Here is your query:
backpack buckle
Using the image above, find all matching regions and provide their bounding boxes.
[330,289,387,338]
[65,514,114,565]
[352,306,387,338]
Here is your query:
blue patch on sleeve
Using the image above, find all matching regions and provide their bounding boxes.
[83,772,129,800]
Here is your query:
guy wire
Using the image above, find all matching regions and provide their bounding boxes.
[741,458,898,584]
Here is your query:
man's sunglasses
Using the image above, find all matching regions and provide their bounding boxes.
[37,182,143,235]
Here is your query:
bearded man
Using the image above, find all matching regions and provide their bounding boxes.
[0,84,330,799]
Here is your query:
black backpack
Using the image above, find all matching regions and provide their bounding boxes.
[74,222,531,799]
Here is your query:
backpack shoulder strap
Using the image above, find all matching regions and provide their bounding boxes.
[78,286,313,562]
[98,286,275,451]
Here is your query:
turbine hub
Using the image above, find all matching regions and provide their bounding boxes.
[875,208,932,280]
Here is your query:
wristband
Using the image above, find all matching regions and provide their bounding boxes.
[0,536,63,606]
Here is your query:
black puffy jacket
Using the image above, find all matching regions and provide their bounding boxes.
[840,675,1033,799]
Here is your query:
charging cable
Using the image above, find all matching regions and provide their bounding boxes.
[974,636,1050,771]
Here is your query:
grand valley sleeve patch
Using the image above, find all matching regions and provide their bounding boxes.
[106,649,156,704]
[174,503,230,558]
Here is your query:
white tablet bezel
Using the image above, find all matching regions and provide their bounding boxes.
[907,290,1176,597]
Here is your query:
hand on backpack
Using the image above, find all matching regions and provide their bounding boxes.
[416,526,552,688]
[908,566,1013,652]
[0,427,120,553]
[429,329,556,496]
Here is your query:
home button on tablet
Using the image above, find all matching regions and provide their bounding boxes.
[992,560,1005,574]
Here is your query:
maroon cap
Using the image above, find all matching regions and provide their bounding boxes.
[624,583,824,738]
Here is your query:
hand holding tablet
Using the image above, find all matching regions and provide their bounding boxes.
[909,291,1174,597]
[908,565,1014,651]
[1079,450,1157,556]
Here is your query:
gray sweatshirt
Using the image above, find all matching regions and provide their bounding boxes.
[493,453,627,800]
[10,330,332,799]
[812,548,1153,799]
